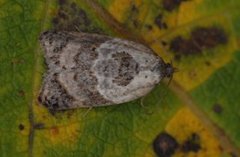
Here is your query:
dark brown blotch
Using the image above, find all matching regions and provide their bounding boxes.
[155,14,168,29]
[70,2,77,11]
[58,0,66,5]
[170,26,228,59]
[230,152,238,157]
[181,133,201,153]
[153,132,179,157]
[145,24,153,30]
[58,10,68,20]
[212,103,223,114]
[77,9,91,26]
[127,4,140,28]
[131,5,138,12]
[161,41,168,46]
[205,61,211,66]
[18,124,25,131]
[133,20,139,28]
[52,1,98,32]
[18,90,25,97]
[162,0,188,12]
[11,58,24,65]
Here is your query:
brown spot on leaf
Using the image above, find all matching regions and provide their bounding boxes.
[77,9,91,26]
[127,5,140,28]
[170,26,228,59]
[153,132,179,157]
[50,127,59,135]
[212,103,223,114]
[162,0,188,12]
[145,24,153,30]
[188,70,197,79]
[181,133,201,153]
[131,5,138,12]
[133,20,139,28]
[230,152,238,157]
[191,27,228,48]
[18,124,24,131]
[53,1,102,33]
[58,0,66,5]
[161,40,168,46]
[70,2,77,11]
[11,58,24,65]
[205,61,211,66]
[155,14,168,29]
[18,90,25,97]
[58,10,68,20]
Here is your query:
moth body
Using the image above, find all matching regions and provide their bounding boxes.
[38,31,174,110]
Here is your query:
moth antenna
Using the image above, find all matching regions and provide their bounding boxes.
[167,75,173,86]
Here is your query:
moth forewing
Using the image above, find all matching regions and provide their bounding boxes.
[38,31,174,111]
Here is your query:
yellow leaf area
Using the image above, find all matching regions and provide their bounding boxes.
[108,0,204,41]
[166,107,221,157]
[139,107,221,157]
[32,98,87,157]
[151,17,237,91]
[34,106,82,142]
[31,37,83,156]
[16,118,29,153]
[102,0,240,156]
[107,0,238,91]
[34,121,81,157]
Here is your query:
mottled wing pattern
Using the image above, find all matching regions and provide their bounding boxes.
[39,31,112,110]
[38,31,166,111]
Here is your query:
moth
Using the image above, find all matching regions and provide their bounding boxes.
[38,31,174,111]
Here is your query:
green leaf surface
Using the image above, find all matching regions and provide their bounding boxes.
[0,0,240,157]
[192,52,240,146]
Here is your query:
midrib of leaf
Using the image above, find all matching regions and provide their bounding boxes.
[167,79,240,156]
[84,0,147,45]
[28,0,51,157]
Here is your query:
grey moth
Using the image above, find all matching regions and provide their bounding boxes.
[38,31,174,111]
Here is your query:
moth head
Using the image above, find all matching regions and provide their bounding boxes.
[162,62,177,78]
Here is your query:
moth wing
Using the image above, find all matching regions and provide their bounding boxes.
[39,31,166,110]
[39,31,113,110]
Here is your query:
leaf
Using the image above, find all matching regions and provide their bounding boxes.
[0,0,240,157]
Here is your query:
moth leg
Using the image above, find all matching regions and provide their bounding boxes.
[140,96,154,115]
[81,107,93,118]
[140,96,146,107]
